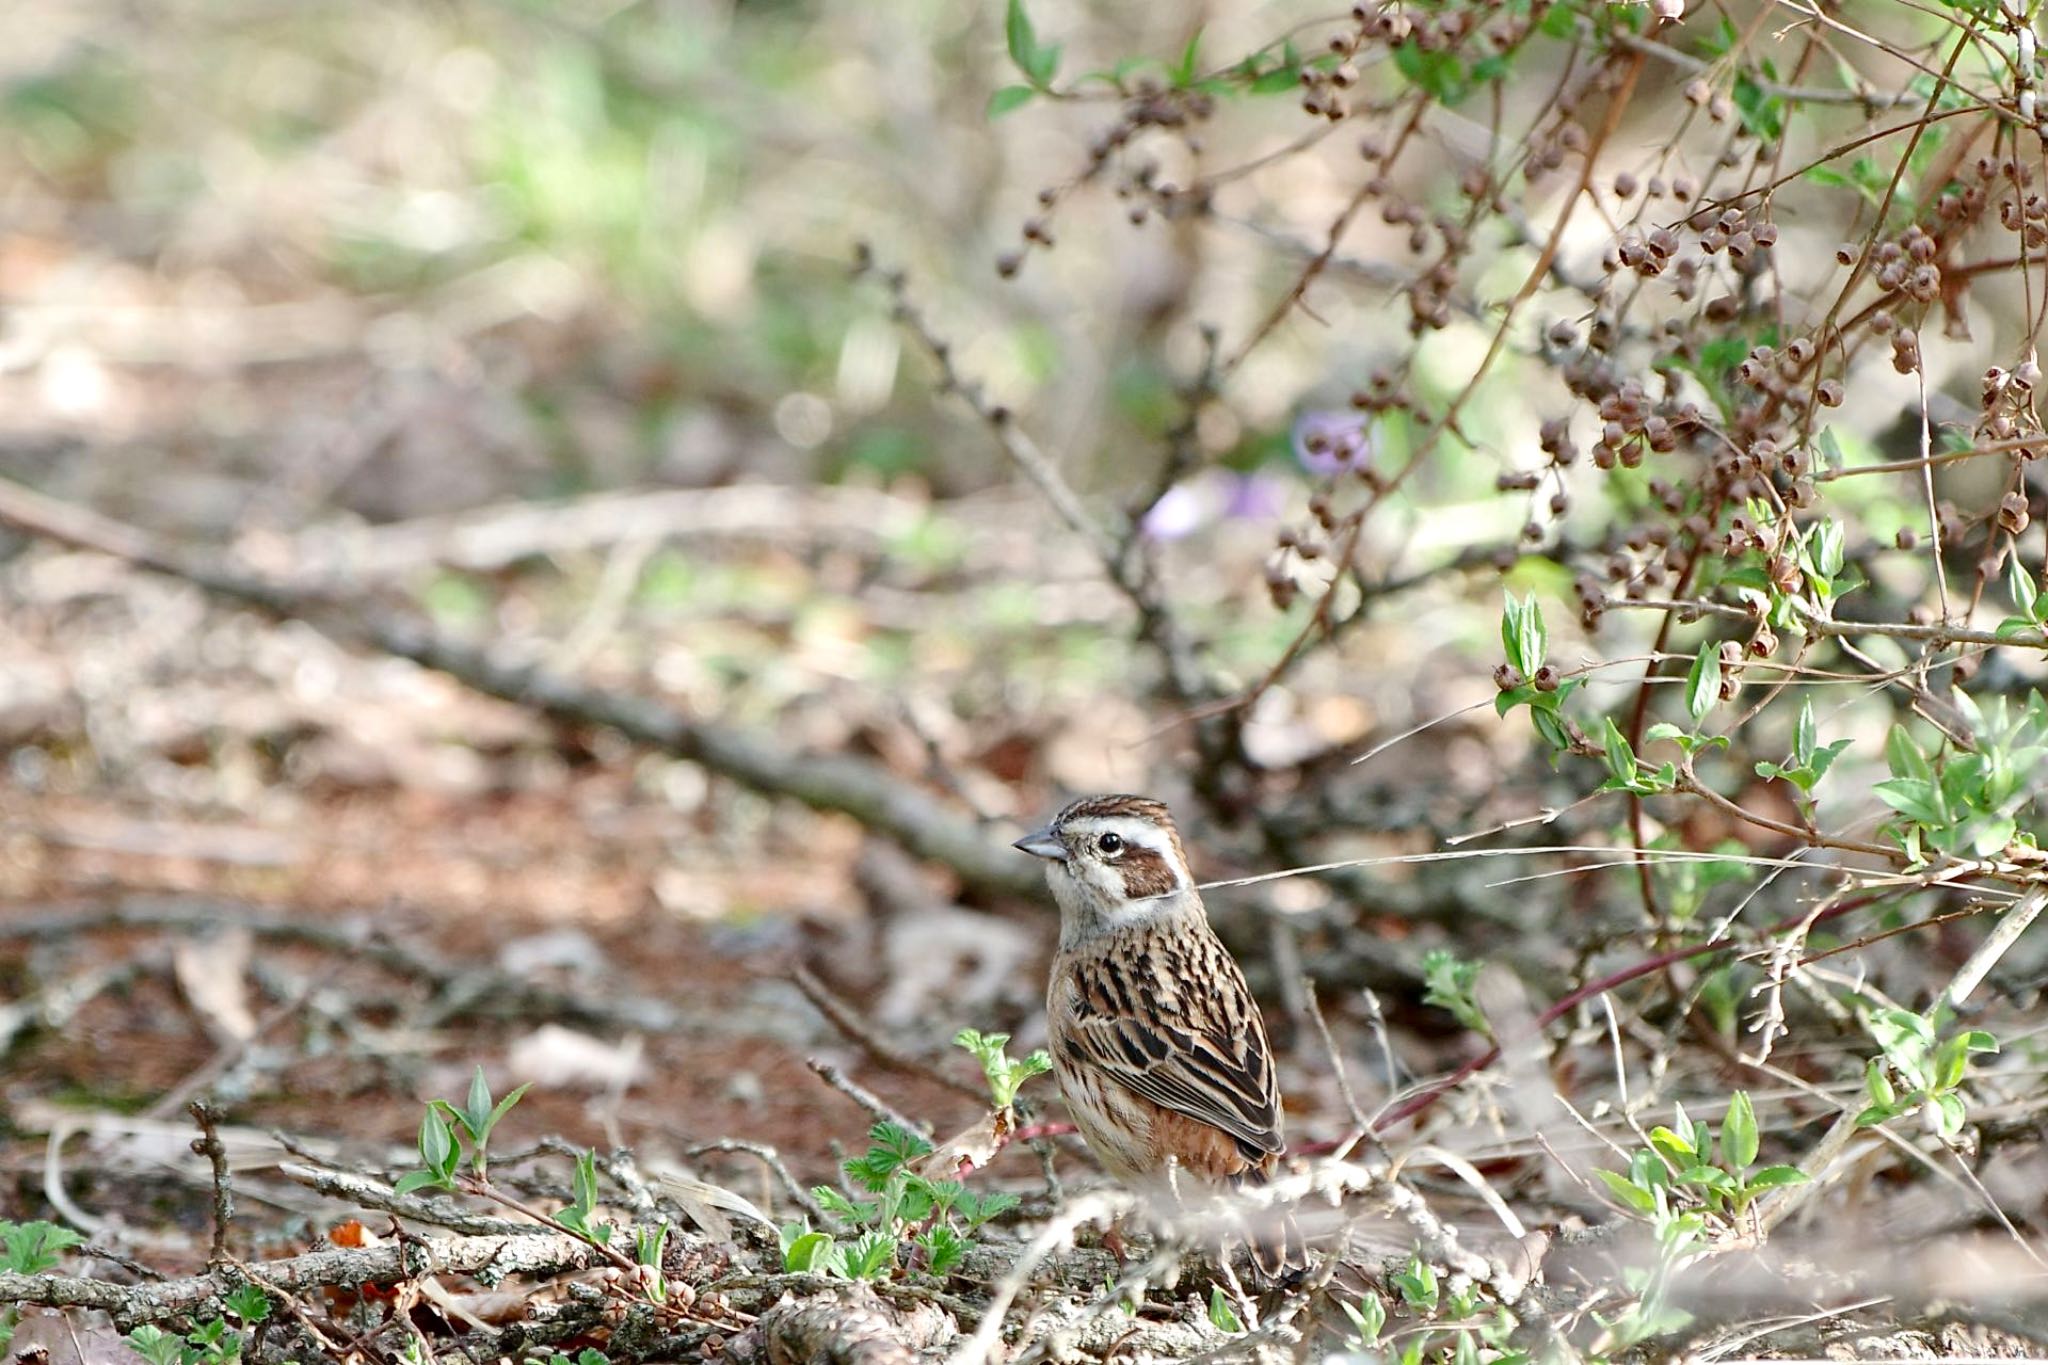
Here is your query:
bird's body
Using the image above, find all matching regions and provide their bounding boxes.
[1014,794,1303,1284]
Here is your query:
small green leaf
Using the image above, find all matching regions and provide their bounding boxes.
[1514,592,1547,678]
[960,1189,1020,1229]
[1593,1168,1656,1213]
[1647,1125,1695,1162]
[1793,699,1817,768]
[392,1169,448,1196]
[1341,1292,1387,1344]
[1005,0,1061,87]
[784,1229,838,1274]
[1601,717,1642,790]
[1393,1255,1439,1311]
[1935,1036,1971,1091]
[482,1083,532,1146]
[1746,1164,1809,1190]
[1884,724,1933,777]
[0,1220,85,1276]
[1686,641,1721,722]
[419,1110,457,1177]
[1866,1059,1897,1108]
[463,1065,495,1141]
[224,1283,272,1324]
[125,1326,184,1365]
[1933,1091,1967,1137]
[844,1230,898,1280]
[987,84,1036,117]
[919,1223,969,1275]
[1171,28,1203,87]
[1874,777,1944,825]
[1722,1091,1760,1170]
[1208,1285,1244,1333]
[1814,426,1846,471]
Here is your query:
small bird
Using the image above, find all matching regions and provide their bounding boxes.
[1013,794,1305,1285]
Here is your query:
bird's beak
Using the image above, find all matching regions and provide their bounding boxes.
[1012,827,1067,861]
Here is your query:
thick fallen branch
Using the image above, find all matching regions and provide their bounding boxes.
[734,1287,954,1365]
[0,474,1037,901]
[0,1230,616,1326]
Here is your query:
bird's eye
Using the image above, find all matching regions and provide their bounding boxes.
[1098,832,1123,854]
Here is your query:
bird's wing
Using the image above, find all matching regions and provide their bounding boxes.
[1059,930,1283,1158]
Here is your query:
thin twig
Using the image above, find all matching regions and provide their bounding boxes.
[187,1102,234,1265]
[791,966,985,1103]
[805,1058,929,1136]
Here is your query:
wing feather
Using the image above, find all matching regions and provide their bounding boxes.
[1061,930,1282,1159]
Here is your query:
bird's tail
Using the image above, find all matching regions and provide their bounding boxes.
[1233,1168,1310,1290]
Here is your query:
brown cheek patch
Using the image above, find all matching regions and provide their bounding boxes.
[1117,848,1180,899]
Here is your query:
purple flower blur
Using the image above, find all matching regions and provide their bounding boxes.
[1291,409,1372,477]
[1222,471,1287,520]
[1140,482,1206,540]
[1139,471,1291,541]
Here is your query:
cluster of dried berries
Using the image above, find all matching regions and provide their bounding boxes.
[1991,157,2048,249]
[1978,360,2044,462]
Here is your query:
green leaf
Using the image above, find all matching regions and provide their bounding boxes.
[1732,69,1784,139]
[1394,43,1471,104]
[1933,1091,1967,1137]
[1393,1255,1438,1311]
[1171,28,1203,87]
[125,1326,185,1365]
[784,1229,839,1274]
[1686,641,1721,723]
[1873,777,1944,825]
[811,1186,867,1221]
[1005,0,1060,88]
[1793,699,1817,768]
[0,1220,85,1276]
[1866,1059,1897,1109]
[463,1065,495,1141]
[419,1110,457,1178]
[1935,1036,1971,1092]
[1886,724,1934,782]
[844,1231,898,1280]
[1502,591,1547,679]
[1745,1164,1809,1190]
[392,1169,449,1196]
[482,1083,532,1147]
[1722,1091,1759,1170]
[1647,1125,1696,1163]
[987,84,1036,117]
[1961,1029,2001,1054]
[1593,1167,1656,1214]
[1814,426,1847,471]
[1495,683,1536,716]
[959,1189,1020,1229]
[1420,948,1486,1034]
[1341,1292,1387,1344]
[1208,1285,1244,1333]
[1602,717,1639,788]
[919,1223,969,1275]
[223,1284,272,1324]
[2007,553,2041,622]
